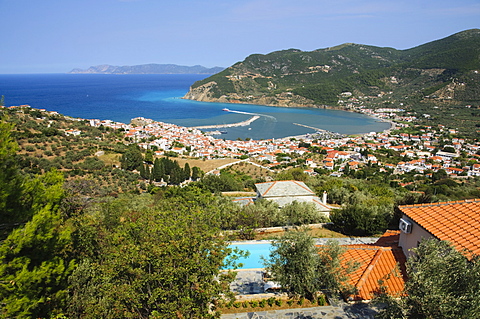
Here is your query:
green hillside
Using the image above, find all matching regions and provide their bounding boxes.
[185,29,480,108]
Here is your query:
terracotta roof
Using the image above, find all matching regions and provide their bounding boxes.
[399,200,480,256]
[337,231,407,301]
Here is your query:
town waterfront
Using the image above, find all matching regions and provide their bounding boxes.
[0,74,390,140]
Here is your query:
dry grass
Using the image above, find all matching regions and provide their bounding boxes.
[173,157,239,173]
[98,153,121,167]
[253,226,347,240]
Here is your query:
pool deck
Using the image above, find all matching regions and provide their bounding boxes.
[226,270,381,318]
[224,237,382,318]
[221,303,380,319]
[229,237,380,246]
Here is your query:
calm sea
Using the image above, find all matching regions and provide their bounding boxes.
[0,74,390,140]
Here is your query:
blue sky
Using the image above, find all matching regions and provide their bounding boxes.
[1,0,479,73]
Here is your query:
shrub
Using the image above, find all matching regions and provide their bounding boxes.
[25,145,35,152]
[287,299,294,306]
[259,299,266,308]
[249,300,259,308]
[267,297,275,307]
[233,302,241,308]
[242,301,248,308]
[317,294,326,306]
[298,297,305,306]
[275,298,283,307]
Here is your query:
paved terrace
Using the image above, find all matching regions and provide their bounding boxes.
[221,303,380,319]
[224,237,381,318]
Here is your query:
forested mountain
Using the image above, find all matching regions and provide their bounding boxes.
[184,29,480,108]
[69,63,224,74]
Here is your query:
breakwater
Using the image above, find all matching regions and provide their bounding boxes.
[190,116,260,129]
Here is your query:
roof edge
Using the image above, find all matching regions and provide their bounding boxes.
[399,199,480,209]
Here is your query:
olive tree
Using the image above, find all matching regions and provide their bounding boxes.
[120,144,143,171]
[263,230,357,301]
[67,192,241,319]
[376,238,480,319]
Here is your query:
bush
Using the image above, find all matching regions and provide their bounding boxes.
[275,298,283,307]
[233,302,241,308]
[25,145,35,152]
[287,299,294,306]
[242,301,248,308]
[317,294,326,306]
[259,299,266,308]
[267,297,275,307]
[249,300,259,308]
[298,297,305,306]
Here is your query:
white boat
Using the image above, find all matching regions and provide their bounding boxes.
[222,108,230,111]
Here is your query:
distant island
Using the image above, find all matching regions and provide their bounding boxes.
[68,63,224,74]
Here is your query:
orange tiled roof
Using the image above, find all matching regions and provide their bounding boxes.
[399,199,480,256]
[340,231,407,301]
[317,231,406,301]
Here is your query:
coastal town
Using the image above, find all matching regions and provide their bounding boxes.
[83,106,479,179]
[5,102,479,180]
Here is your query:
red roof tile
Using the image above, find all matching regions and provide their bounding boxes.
[320,231,407,301]
[399,199,480,257]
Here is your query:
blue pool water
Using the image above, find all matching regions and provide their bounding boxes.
[228,242,272,269]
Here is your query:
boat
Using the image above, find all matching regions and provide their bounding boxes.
[219,130,227,134]
[222,108,230,111]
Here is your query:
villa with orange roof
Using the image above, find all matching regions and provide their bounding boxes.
[324,161,334,170]
[321,200,480,302]
[398,199,480,258]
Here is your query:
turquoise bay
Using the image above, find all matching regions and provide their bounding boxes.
[0,74,389,140]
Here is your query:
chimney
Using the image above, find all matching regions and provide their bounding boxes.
[322,191,327,205]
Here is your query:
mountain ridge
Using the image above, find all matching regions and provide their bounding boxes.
[183,29,480,109]
[68,63,224,74]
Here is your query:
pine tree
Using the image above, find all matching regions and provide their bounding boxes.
[0,120,26,225]
[0,170,76,318]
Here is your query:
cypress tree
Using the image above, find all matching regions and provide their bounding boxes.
[152,158,164,182]
[183,162,191,181]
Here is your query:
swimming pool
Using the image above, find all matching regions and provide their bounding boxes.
[225,238,381,269]
[227,241,272,269]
